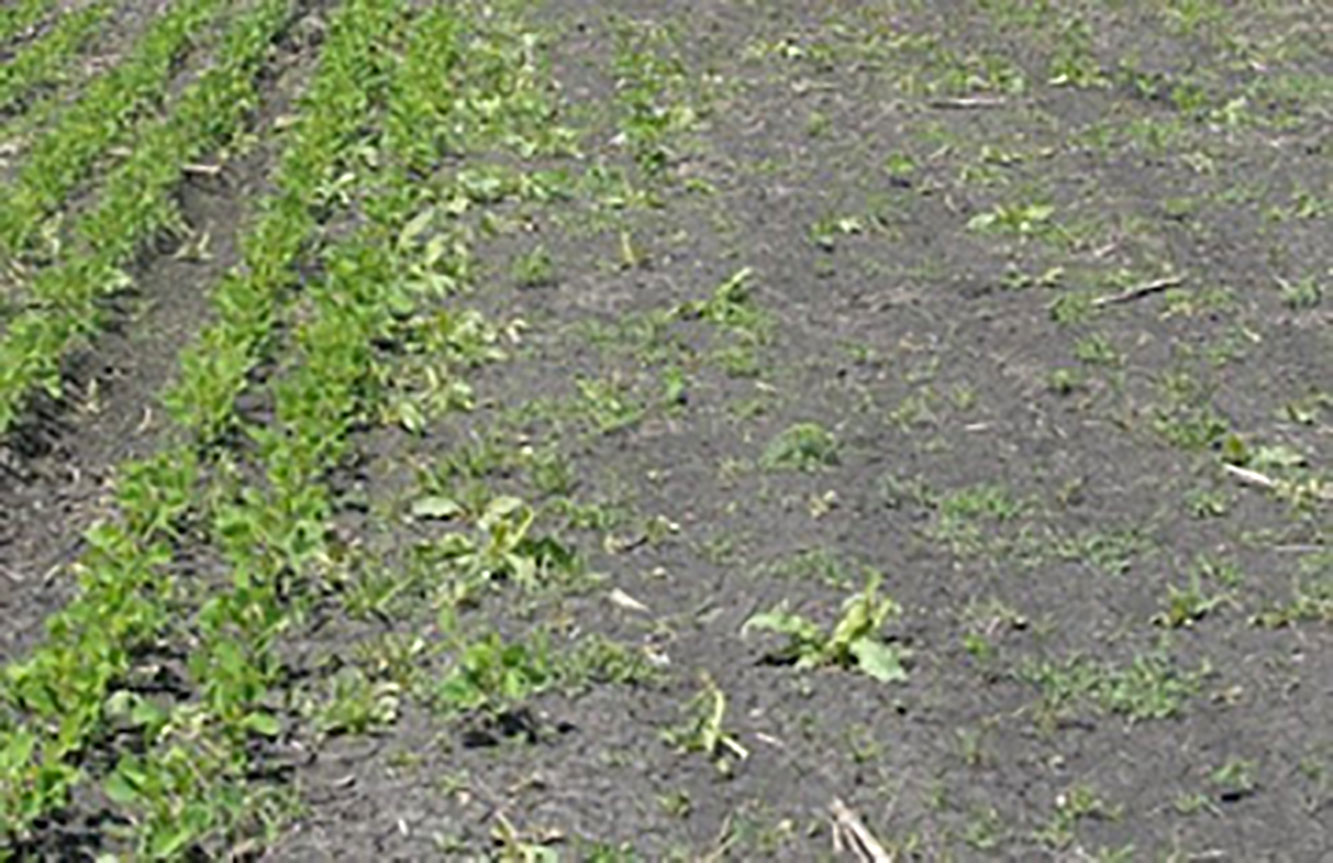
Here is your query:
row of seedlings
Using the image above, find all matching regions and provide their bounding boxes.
[0,0,227,263]
[0,0,417,850]
[0,0,56,47]
[0,0,296,435]
[98,4,552,853]
[0,2,110,115]
[0,0,359,841]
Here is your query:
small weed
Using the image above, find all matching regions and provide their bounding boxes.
[1174,791,1220,817]
[955,727,988,768]
[1074,333,1122,366]
[809,214,865,251]
[662,673,748,774]
[420,495,578,593]
[883,152,915,179]
[1033,784,1117,849]
[930,482,1024,555]
[1283,391,1331,426]
[560,634,663,692]
[963,806,1005,849]
[314,667,401,736]
[1154,404,1229,449]
[967,202,1055,238]
[1049,291,1094,324]
[1055,528,1148,576]
[1023,652,1207,723]
[1277,275,1322,309]
[435,632,552,717]
[678,268,768,336]
[759,547,857,588]
[1152,568,1233,629]
[1184,486,1230,518]
[1210,758,1257,801]
[575,375,647,433]
[1047,367,1085,395]
[1194,554,1244,589]
[743,572,909,683]
[1252,574,1333,628]
[760,422,839,472]
[658,790,692,818]
[577,841,642,862]
[513,245,556,288]
[844,723,884,764]
[805,110,830,137]
[939,483,1022,521]
[1153,371,1229,449]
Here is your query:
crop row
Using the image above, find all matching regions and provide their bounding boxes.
[0,0,293,436]
[0,0,412,848]
[0,0,226,262]
[0,0,566,849]
[165,0,408,444]
[128,11,566,847]
[0,2,108,116]
[0,0,54,47]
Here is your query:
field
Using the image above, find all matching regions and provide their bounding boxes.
[0,0,1330,859]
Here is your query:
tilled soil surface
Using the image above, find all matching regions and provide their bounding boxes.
[262,1,1332,860]
[3,1,1331,860]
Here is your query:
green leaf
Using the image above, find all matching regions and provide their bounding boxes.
[149,823,195,860]
[850,638,909,683]
[482,495,526,523]
[411,495,462,520]
[102,769,140,806]
[240,711,281,737]
[1220,434,1248,465]
[507,552,537,587]
[130,698,167,730]
[1250,444,1306,470]
[397,207,434,251]
[0,729,36,772]
[742,606,820,643]
[967,212,997,231]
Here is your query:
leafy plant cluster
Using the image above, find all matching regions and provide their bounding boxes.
[1022,652,1210,723]
[610,20,705,181]
[744,573,911,683]
[113,7,563,847]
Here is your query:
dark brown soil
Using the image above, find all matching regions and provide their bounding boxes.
[258,2,1332,860]
[4,1,1332,861]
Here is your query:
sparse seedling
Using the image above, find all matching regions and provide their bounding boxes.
[1153,568,1233,628]
[743,572,909,683]
[436,632,553,719]
[662,673,749,774]
[968,202,1055,237]
[314,668,401,736]
[513,244,556,288]
[1277,275,1322,309]
[760,422,839,471]
[1023,652,1208,723]
[1034,784,1117,849]
[1210,759,1257,801]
